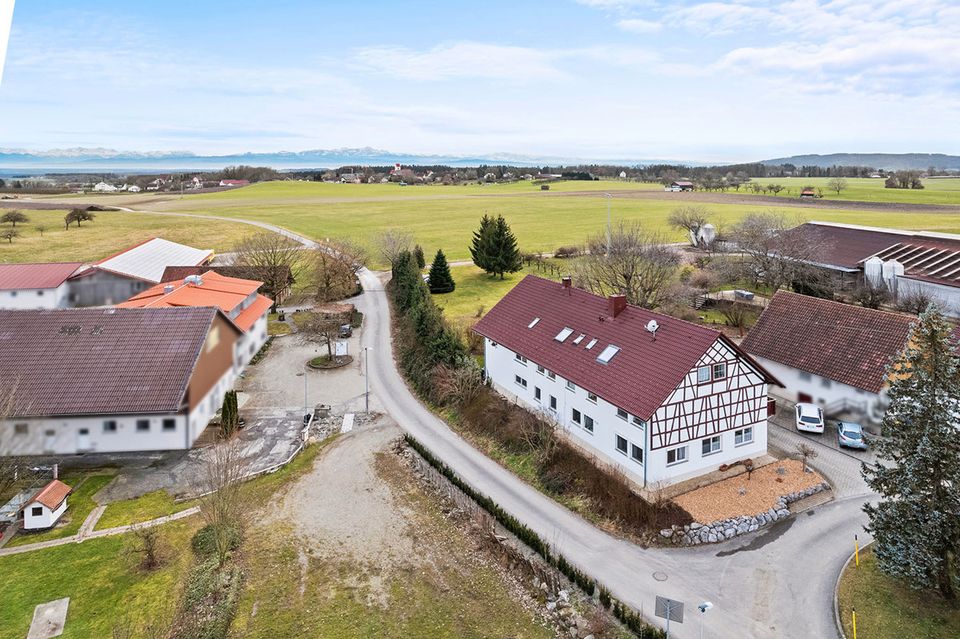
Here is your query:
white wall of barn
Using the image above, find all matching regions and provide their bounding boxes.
[0,283,71,310]
[483,337,769,488]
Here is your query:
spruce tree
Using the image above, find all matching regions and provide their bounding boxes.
[469,214,494,272]
[862,306,960,601]
[221,390,239,436]
[413,244,426,269]
[486,215,523,279]
[427,249,455,294]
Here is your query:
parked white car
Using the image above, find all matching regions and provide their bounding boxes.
[795,402,825,433]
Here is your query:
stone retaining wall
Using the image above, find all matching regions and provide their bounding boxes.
[661,482,830,545]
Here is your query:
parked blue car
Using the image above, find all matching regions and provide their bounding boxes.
[836,421,868,450]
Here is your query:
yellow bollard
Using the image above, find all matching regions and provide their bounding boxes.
[855,534,860,567]
[852,608,858,639]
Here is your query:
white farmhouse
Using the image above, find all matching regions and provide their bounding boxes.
[0,262,83,309]
[474,276,780,488]
[92,181,118,192]
[21,479,72,530]
[741,291,915,426]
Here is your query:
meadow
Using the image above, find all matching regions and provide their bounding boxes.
[739,176,960,205]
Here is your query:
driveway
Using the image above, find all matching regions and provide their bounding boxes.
[358,268,876,639]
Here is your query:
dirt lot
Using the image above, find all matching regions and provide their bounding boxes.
[672,459,826,524]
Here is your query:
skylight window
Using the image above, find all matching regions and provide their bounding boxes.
[585,338,598,350]
[572,334,586,345]
[528,317,541,328]
[596,344,621,365]
[554,327,574,342]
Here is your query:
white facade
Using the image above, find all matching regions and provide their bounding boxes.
[484,337,769,488]
[92,181,118,192]
[0,283,71,309]
[1,367,236,455]
[755,356,886,424]
[237,312,269,368]
[22,498,68,530]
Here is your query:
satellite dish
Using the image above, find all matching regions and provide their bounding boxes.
[646,319,659,334]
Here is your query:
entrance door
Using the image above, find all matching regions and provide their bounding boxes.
[798,392,813,404]
[44,429,56,453]
[77,428,91,452]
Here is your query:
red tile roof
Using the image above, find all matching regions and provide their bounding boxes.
[473,275,776,421]
[0,262,84,290]
[117,271,272,333]
[28,480,72,510]
[741,291,915,393]
[0,307,235,416]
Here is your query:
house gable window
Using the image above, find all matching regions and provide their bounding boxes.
[701,435,721,456]
[697,366,711,383]
[667,446,688,465]
[713,363,727,380]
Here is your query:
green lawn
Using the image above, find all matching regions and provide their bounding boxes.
[736,176,960,205]
[0,518,199,639]
[431,264,555,328]
[95,490,197,531]
[837,546,960,639]
[7,474,115,547]
[0,208,254,263]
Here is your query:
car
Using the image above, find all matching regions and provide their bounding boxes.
[795,402,825,433]
[302,413,312,427]
[836,421,868,450]
[338,324,353,338]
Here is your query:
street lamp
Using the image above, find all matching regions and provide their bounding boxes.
[362,346,373,413]
[698,601,713,639]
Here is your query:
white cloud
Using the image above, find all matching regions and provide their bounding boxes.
[616,18,662,33]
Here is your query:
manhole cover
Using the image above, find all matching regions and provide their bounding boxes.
[652,571,668,582]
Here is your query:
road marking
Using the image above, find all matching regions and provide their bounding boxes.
[341,413,355,433]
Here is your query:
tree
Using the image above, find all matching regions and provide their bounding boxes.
[730,212,832,293]
[0,229,20,243]
[413,244,426,269]
[767,184,784,196]
[795,442,818,472]
[851,279,892,309]
[231,232,308,306]
[862,307,960,600]
[312,240,365,302]
[198,439,247,566]
[896,288,942,315]
[126,525,165,570]
[375,229,414,269]
[64,208,95,228]
[1,210,28,227]
[718,301,753,337]
[668,206,710,247]
[572,221,681,309]
[427,249,456,293]
[220,390,239,437]
[300,311,344,360]
[35,224,46,237]
[470,214,522,279]
[827,177,848,195]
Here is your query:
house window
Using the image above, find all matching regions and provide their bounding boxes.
[632,416,645,429]
[14,423,27,435]
[37,290,44,296]
[547,371,556,381]
[735,427,754,446]
[514,353,528,365]
[697,366,711,383]
[514,375,528,388]
[615,435,628,454]
[667,446,688,465]
[701,435,721,456]
[162,418,177,431]
[584,415,594,432]
[136,419,150,432]
[549,395,558,411]
[617,408,628,421]
[10,291,16,297]
[31,506,43,517]
[713,363,727,380]
[103,420,117,433]
[572,408,582,425]
[534,387,542,402]
[799,372,812,382]
[631,444,644,463]
[79,428,89,436]
[566,380,576,391]
[821,377,832,388]
[587,392,597,403]
[536,365,545,375]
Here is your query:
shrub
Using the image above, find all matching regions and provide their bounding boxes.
[554,245,581,259]
[191,523,241,559]
[599,585,612,609]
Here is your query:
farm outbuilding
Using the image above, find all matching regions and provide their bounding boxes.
[21,480,72,530]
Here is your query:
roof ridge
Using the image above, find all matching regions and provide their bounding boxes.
[772,290,918,323]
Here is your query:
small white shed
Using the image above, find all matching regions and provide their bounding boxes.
[21,480,72,530]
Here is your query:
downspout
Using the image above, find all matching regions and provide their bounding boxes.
[643,419,649,489]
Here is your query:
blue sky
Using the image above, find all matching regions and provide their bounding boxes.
[0,0,957,162]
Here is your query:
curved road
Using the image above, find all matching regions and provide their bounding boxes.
[114,205,874,638]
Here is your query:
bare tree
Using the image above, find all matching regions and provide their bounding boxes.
[375,229,414,269]
[826,177,848,195]
[571,222,681,309]
[895,287,942,315]
[432,363,484,409]
[730,212,832,293]
[126,524,165,570]
[795,442,819,473]
[0,229,20,243]
[300,312,343,360]
[313,240,365,302]
[668,206,710,247]
[198,439,247,566]
[35,224,46,237]
[851,279,892,309]
[0,210,28,227]
[718,301,754,337]
[517,411,563,466]
[231,232,308,306]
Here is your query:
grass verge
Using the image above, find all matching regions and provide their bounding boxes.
[96,489,198,530]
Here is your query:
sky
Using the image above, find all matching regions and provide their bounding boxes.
[0,0,957,163]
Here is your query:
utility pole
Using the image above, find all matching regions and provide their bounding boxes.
[363,347,372,413]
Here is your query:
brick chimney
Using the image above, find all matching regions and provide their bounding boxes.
[561,276,572,289]
[608,294,627,318]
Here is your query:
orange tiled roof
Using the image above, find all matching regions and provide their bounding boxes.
[118,271,273,332]
[29,480,72,510]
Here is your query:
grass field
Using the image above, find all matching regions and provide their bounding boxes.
[0,208,253,263]
[837,546,960,639]
[0,518,198,639]
[740,176,960,205]
[95,489,197,531]
[6,474,115,547]
[431,264,560,328]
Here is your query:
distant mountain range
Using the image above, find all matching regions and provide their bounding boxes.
[0,147,956,173]
[759,153,960,171]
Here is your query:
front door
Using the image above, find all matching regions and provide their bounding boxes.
[798,392,813,404]
[44,429,56,453]
[77,428,91,452]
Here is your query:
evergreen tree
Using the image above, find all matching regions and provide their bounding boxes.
[221,390,239,436]
[413,244,426,269]
[486,215,523,279]
[427,249,455,294]
[862,306,960,601]
[469,214,495,272]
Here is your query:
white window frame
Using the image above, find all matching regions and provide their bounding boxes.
[536,365,545,375]
[534,387,542,402]
[583,415,594,433]
[713,362,727,380]
[136,419,150,432]
[587,392,598,403]
[630,443,644,464]
[571,408,582,425]
[697,366,711,383]
[701,435,721,457]
[547,371,556,381]
[528,317,541,328]
[549,395,558,411]
[632,415,645,430]
[734,427,754,446]
[615,434,628,455]
[103,420,118,433]
[617,408,628,421]
[514,374,528,388]
[666,445,688,466]
[515,353,528,365]
[566,380,576,392]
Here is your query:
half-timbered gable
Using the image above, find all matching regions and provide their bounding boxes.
[474,275,779,487]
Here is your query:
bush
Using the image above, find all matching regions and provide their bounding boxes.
[192,523,241,559]
[599,585,612,609]
[554,245,581,259]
